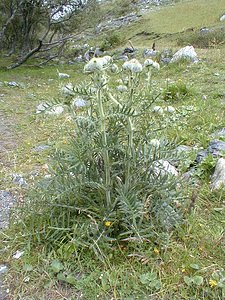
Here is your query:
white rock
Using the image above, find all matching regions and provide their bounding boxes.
[57,70,70,79]
[153,160,178,177]
[210,158,225,190]
[36,103,64,115]
[170,46,198,63]
[165,106,175,113]
[46,105,64,115]
[220,14,225,21]
[152,106,164,115]
[0,265,8,274]
[13,250,24,259]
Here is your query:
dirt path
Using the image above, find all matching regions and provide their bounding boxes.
[0,111,17,165]
[0,110,17,300]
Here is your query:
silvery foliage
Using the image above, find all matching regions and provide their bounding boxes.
[22,56,187,252]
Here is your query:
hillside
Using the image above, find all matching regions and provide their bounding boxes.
[0,0,225,299]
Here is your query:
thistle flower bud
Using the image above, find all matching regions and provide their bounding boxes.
[144,59,160,70]
[123,59,143,73]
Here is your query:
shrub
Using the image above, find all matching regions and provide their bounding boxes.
[15,57,189,257]
[162,79,192,102]
[100,31,123,51]
[177,27,225,48]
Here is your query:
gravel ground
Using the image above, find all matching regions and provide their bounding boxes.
[0,110,17,299]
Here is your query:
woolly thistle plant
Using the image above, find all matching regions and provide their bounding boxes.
[18,57,189,256]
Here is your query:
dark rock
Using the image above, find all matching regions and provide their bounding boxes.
[195,150,208,164]
[211,128,225,139]
[143,48,157,57]
[160,49,173,64]
[116,54,129,61]
[200,27,211,33]
[12,174,28,187]
[208,140,225,156]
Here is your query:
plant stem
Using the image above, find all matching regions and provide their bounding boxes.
[97,87,111,210]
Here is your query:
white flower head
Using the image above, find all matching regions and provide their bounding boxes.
[117,85,128,93]
[152,106,164,115]
[150,139,160,148]
[123,59,143,73]
[144,59,154,67]
[152,61,160,70]
[84,57,105,73]
[73,97,87,108]
[84,56,112,73]
[111,63,119,73]
[103,55,112,64]
[144,59,160,70]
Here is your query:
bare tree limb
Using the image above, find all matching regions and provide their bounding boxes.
[7,40,43,69]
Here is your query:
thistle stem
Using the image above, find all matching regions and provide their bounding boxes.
[97,88,111,210]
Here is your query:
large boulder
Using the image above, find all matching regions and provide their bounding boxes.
[170,46,198,63]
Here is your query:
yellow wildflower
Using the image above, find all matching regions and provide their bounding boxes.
[209,279,218,288]
[181,268,186,273]
[153,247,160,255]
[104,221,112,227]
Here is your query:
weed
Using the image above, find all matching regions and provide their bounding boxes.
[162,79,193,102]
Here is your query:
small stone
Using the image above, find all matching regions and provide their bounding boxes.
[176,145,192,153]
[152,160,179,177]
[220,14,225,21]
[210,158,225,190]
[13,250,24,259]
[143,49,157,57]
[33,144,50,152]
[208,140,225,156]
[211,128,225,139]
[57,70,70,79]
[8,81,19,87]
[0,266,8,274]
[165,106,175,113]
[152,106,164,115]
[195,150,208,164]
[12,174,28,187]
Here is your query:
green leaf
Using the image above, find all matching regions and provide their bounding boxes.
[190,263,200,270]
[50,260,64,273]
[184,276,192,286]
[57,272,67,281]
[192,276,204,285]
[65,274,77,285]
[23,264,33,272]
[218,282,225,289]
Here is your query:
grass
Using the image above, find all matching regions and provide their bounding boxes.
[95,0,225,49]
[0,0,225,299]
